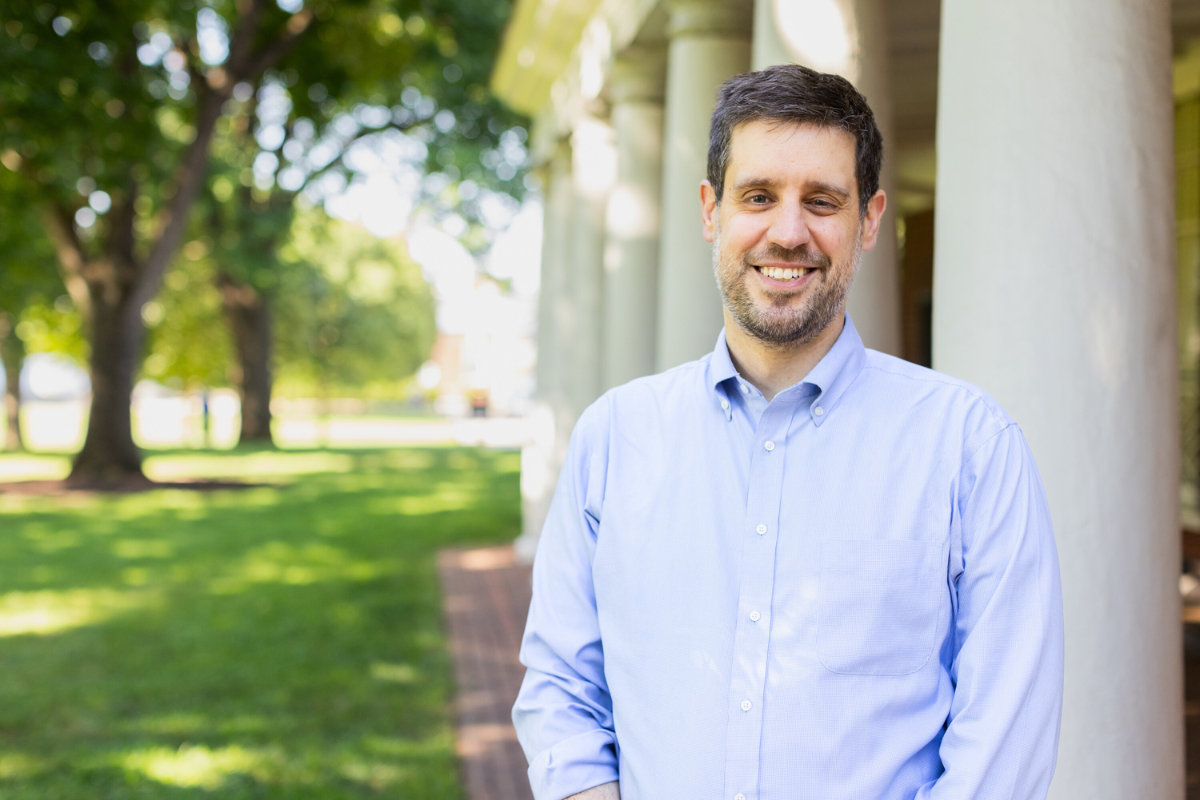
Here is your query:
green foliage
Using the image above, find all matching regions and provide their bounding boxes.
[0,166,63,321]
[275,212,435,395]
[14,296,86,362]
[142,250,233,389]
[0,445,521,797]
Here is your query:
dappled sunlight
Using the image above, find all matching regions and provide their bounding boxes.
[0,454,71,482]
[0,588,157,636]
[370,661,419,684]
[119,744,278,789]
[209,541,387,594]
[339,757,410,790]
[112,539,174,559]
[0,445,517,797]
[0,753,44,778]
[145,450,357,480]
[374,487,478,516]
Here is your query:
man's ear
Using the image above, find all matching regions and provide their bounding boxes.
[858,189,888,252]
[701,180,718,243]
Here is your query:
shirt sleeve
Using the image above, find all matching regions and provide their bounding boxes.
[512,397,618,800]
[920,423,1065,800]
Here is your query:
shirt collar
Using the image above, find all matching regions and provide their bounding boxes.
[707,313,867,427]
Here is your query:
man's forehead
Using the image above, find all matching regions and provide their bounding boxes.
[726,119,857,190]
[728,118,856,157]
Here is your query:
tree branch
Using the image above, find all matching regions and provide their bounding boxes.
[295,117,420,196]
[239,8,314,80]
[40,204,93,323]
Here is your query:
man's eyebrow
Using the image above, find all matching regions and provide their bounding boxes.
[729,177,852,201]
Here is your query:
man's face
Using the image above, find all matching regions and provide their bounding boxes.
[701,120,885,348]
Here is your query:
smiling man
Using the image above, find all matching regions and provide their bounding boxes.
[513,65,1064,800]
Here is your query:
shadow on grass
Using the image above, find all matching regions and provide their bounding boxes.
[0,446,521,799]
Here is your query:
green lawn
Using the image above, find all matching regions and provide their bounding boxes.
[0,446,521,798]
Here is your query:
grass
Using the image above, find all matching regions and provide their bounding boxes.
[0,445,521,798]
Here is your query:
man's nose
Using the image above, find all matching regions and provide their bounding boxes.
[766,201,812,251]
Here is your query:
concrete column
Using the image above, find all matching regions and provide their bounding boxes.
[934,2,1181,798]
[518,143,573,561]
[604,49,667,389]
[566,114,615,413]
[752,0,901,355]
[656,0,753,371]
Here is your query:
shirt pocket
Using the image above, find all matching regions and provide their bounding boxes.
[816,539,943,676]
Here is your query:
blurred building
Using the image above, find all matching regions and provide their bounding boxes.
[493,0,1200,797]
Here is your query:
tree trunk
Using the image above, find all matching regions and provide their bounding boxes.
[69,289,147,485]
[0,318,24,451]
[218,274,274,444]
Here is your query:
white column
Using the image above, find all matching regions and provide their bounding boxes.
[934,2,1181,798]
[752,0,901,355]
[656,0,753,371]
[518,143,573,561]
[566,114,615,413]
[604,49,667,389]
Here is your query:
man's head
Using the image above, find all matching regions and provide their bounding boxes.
[701,65,886,349]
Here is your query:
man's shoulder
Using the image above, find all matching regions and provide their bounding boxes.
[858,349,1016,437]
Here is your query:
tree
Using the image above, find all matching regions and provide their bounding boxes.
[196,0,525,444]
[274,211,435,402]
[1,0,525,476]
[1,0,318,483]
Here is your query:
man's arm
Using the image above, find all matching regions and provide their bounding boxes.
[513,398,621,800]
[920,424,1064,799]
[567,782,620,800]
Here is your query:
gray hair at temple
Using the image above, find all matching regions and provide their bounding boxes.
[707,64,884,218]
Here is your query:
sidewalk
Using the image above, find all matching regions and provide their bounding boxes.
[439,546,534,800]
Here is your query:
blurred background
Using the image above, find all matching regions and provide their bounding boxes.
[1,0,1199,798]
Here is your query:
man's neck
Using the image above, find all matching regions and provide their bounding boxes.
[723,310,845,401]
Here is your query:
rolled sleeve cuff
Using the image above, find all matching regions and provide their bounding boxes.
[527,728,619,800]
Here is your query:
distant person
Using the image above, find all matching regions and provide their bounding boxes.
[469,388,489,418]
[513,65,1063,800]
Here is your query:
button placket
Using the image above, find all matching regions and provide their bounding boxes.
[723,403,797,800]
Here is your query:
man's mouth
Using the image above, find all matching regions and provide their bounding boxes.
[755,265,815,283]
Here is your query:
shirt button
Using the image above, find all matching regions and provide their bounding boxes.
[740,384,749,394]
[764,440,775,451]
[721,398,730,410]
[814,406,824,416]
[756,524,766,535]
[740,699,752,711]
[750,610,760,622]
[735,795,746,800]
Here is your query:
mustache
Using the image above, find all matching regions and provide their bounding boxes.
[743,243,832,270]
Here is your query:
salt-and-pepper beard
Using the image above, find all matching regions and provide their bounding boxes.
[712,223,861,349]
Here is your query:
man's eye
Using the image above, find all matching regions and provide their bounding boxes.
[748,194,770,204]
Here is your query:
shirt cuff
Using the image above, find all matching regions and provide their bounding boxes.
[527,728,619,800]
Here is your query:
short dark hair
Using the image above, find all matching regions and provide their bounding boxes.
[707,64,883,217]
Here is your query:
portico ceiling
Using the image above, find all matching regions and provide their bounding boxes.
[493,0,1200,211]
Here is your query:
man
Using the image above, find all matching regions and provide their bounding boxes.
[513,64,1064,800]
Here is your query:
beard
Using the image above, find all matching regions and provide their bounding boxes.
[712,225,860,348]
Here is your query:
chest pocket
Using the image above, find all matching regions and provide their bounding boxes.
[816,539,943,676]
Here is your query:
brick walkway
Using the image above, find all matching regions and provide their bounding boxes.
[439,545,534,800]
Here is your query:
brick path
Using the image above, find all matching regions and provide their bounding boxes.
[439,545,534,800]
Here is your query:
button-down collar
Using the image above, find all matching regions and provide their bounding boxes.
[707,313,868,427]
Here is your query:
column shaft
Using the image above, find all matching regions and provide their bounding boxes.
[518,144,574,560]
[752,0,902,355]
[656,0,753,371]
[604,50,667,389]
[934,1,1181,797]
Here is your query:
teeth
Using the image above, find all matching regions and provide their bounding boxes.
[762,267,809,281]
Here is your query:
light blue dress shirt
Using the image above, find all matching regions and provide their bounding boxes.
[514,314,1064,800]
